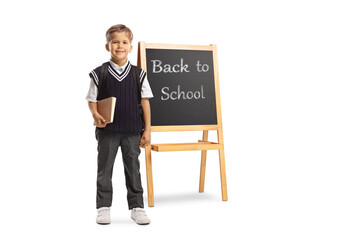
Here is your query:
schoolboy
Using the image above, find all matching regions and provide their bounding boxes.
[86,24,152,225]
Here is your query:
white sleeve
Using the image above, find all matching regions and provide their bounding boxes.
[141,75,154,98]
[86,78,98,102]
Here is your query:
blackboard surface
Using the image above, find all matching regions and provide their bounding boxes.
[146,49,217,126]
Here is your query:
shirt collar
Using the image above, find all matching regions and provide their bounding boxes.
[109,59,129,72]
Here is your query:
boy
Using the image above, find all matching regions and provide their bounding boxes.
[86,24,152,225]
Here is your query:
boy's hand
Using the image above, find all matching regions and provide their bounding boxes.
[93,112,107,128]
[140,129,151,147]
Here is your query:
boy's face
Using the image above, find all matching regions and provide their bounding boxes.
[105,31,132,65]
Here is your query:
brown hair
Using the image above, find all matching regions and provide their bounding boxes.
[105,24,133,43]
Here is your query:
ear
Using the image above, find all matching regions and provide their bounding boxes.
[105,43,110,52]
[129,44,133,53]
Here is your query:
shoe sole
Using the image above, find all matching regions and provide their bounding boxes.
[136,222,150,225]
[97,222,110,225]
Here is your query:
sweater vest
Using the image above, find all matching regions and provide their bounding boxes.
[89,61,145,133]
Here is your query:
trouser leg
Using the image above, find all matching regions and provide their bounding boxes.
[96,129,120,209]
[120,133,144,209]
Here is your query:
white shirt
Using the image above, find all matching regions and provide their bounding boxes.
[86,60,153,102]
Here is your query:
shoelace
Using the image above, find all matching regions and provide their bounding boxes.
[134,208,147,216]
[98,209,109,217]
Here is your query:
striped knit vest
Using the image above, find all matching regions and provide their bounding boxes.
[89,61,146,133]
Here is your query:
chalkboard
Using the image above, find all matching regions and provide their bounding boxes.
[144,48,218,126]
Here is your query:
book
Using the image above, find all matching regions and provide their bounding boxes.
[97,97,116,123]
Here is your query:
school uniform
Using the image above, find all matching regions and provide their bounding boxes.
[86,60,153,209]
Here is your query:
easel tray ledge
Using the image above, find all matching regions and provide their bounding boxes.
[149,142,224,152]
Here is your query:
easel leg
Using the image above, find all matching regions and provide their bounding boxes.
[199,130,208,192]
[145,145,154,207]
[218,149,228,201]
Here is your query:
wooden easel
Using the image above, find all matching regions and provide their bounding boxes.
[137,42,227,207]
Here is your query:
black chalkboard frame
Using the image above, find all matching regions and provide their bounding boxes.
[138,42,224,132]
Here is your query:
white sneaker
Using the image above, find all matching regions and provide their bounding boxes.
[96,207,111,225]
[131,208,151,225]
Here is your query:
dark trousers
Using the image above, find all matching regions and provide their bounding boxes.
[95,128,144,209]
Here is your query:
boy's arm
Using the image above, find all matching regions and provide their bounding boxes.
[140,98,151,147]
[88,101,107,128]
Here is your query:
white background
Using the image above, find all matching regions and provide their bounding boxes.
[1,0,359,239]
